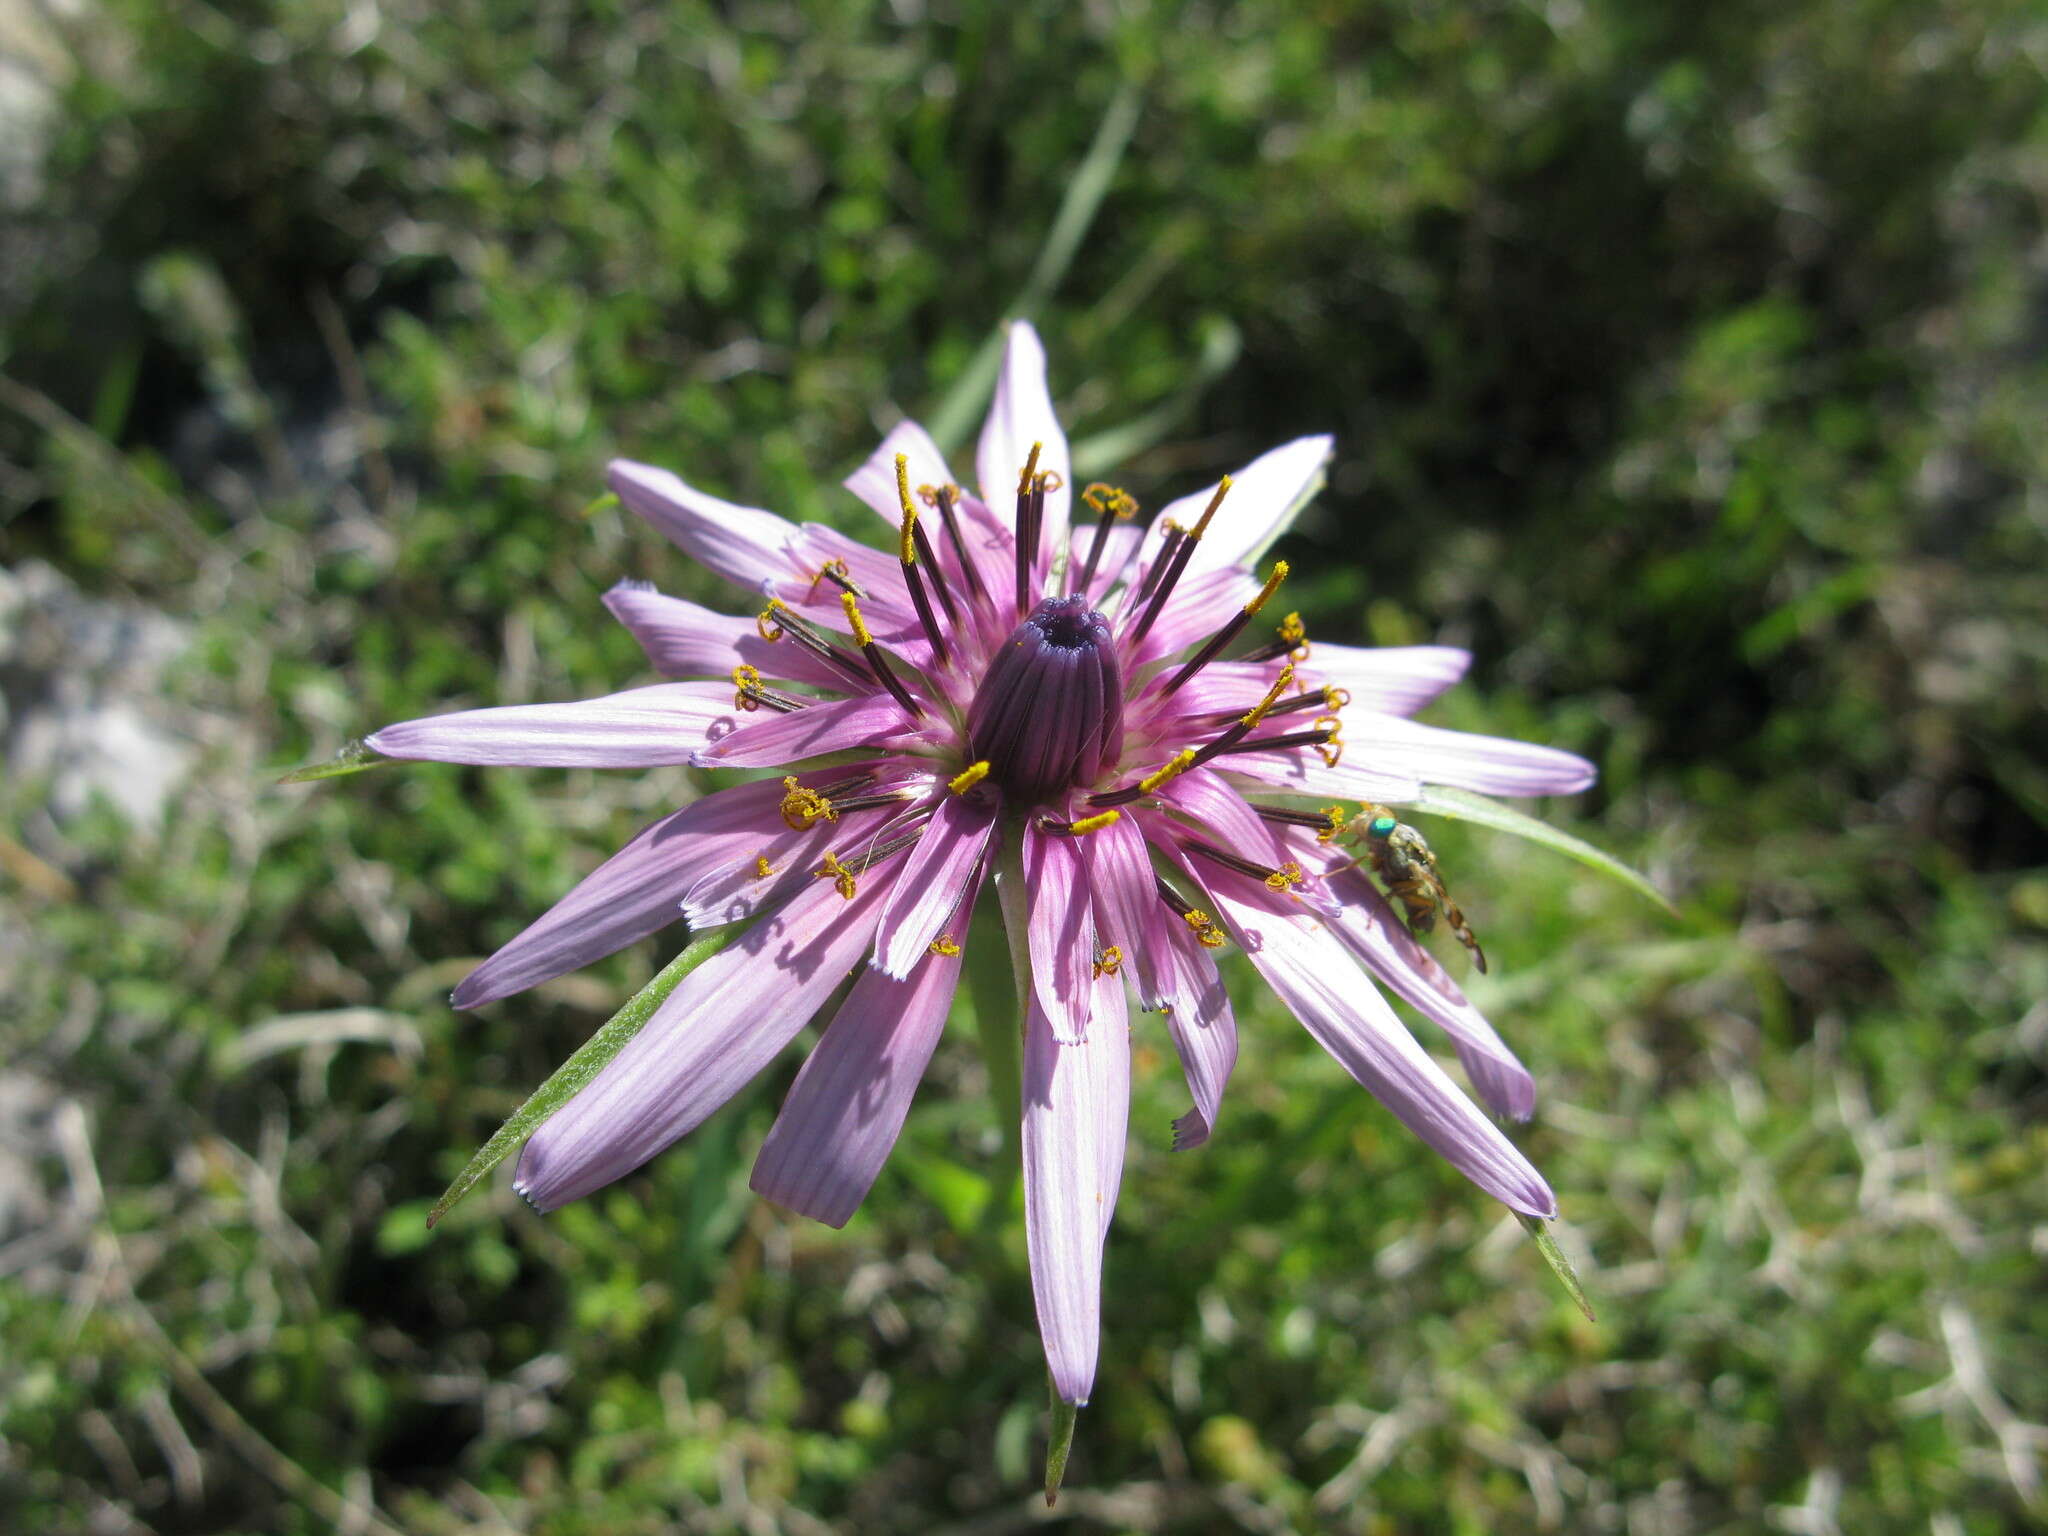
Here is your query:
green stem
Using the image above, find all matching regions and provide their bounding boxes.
[966,839,1028,1224]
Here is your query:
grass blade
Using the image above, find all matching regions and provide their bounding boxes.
[1410,784,1679,918]
[1517,1213,1597,1322]
[278,738,388,784]
[426,927,736,1226]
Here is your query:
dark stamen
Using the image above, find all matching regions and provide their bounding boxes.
[1128,521,1183,613]
[1128,476,1232,649]
[1186,666,1296,770]
[1014,443,1042,618]
[892,454,955,659]
[1184,839,1305,890]
[1213,685,1342,722]
[1253,805,1337,833]
[924,483,991,611]
[1159,561,1289,697]
[1203,726,1335,758]
[841,593,925,720]
[759,600,876,688]
[910,520,961,624]
[1074,483,1137,596]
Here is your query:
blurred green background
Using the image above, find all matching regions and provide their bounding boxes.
[4,0,2045,1531]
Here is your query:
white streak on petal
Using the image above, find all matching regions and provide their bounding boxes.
[609,459,803,591]
[976,321,1071,585]
[368,683,740,767]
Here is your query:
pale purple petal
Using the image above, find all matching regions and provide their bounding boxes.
[1070,520,1146,603]
[693,692,915,768]
[603,582,847,691]
[871,795,996,978]
[1080,811,1165,1006]
[1156,770,1284,868]
[1128,568,1259,664]
[456,779,791,1007]
[976,320,1071,579]
[1196,867,1555,1216]
[1313,851,1535,1119]
[843,419,957,530]
[749,859,983,1227]
[779,525,933,660]
[1023,819,1095,1044]
[514,873,889,1211]
[1302,645,1470,717]
[1353,712,1597,797]
[1022,970,1130,1405]
[1219,750,1425,805]
[1144,436,1333,580]
[368,683,739,767]
[609,459,803,591]
[1136,893,1236,1150]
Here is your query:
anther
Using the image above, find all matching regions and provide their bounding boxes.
[807,557,863,600]
[1186,665,1299,772]
[894,453,951,662]
[779,777,838,831]
[1128,476,1231,649]
[948,760,991,795]
[815,851,858,900]
[1264,862,1305,892]
[1088,747,1197,809]
[1184,910,1226,948]
[757,598,873,686]
[1159,559,1291,697]
[841,591,925,720]
[1187,840,1308,892]
[1093,944,1124,978]
[1075,483,1139,594]
[929,933,961,957]
[732,664,763,711]
[1040,808,1122,837]
[1320,805,1348,843]
[1313,714,1344,768]
[1243,610,1309,664]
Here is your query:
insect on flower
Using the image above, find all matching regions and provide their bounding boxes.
[351,322,1598,1413]
[1348,803,1488,973]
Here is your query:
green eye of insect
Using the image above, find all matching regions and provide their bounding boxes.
[1370,816,1398,836]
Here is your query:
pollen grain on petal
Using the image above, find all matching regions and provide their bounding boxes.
[929,933,961,957]
[1092,944,1124,978]
[754,854,776,879]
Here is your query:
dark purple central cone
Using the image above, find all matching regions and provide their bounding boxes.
[967,596,1125,804]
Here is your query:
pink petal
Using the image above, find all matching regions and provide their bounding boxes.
[1069,520,1146,602]
[976,321,1071,584]
[1353,712,1597,797]
[1128,568,1259,665]
[779,525,933,663]
[603,582,848,691]
[693,692,915,768]
[871,795,997,977]
[1303,645,1470,717]
[1022,819,1096,1044]
[608,459,803,591]
[513,871,891,1211]
[1022,969,1130,1405]
[749,861,984,1227]
[1079,811,1164,1005]
[1195,866,1555,1217]
[368,682,739,767]
[456,778,792,1007]
[1143,435,1333,581]
[842,419,957,531]
[1313,850,1535,1120]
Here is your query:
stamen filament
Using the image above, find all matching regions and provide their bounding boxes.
[1074,483,1137,595]
[894,455,950,665]
[1241,610,1310,664]
[1185,840,1305,891]
[841,591,924,720]
[1039,808,1122,836]
[1127,520,1183,613]
[1087,746,1197,808]
[730,664,808,714]
[757,598,874,687]
[921,483,991,610]
[1187,665,1297,769]
[1128,476,1231,648]
[1154,877,1228,949]
[1216,684,1344,723]
[1159,560,1290,697]
[1203,725,1335,759]
[1014,443,1042,618]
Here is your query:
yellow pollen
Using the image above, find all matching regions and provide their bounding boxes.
[1266,861,1305,892]
[1081,483,1138,519]
[756,600,786,641]
[1241,665,1297,728]
[1139,748,1198,795]
[731,664,763,711]
[1313,714,1344,768]
[1093,945,1124,978]
[1032,469,1064,493]
[815,851,857,900]
[1018,441,1043,496]
[929,933,961,957]
[1190,474,1233,538]
[1066,809,1121,837]
[1324,685,1351,709]
[778,776,837,831]
[754,854,776,879]
[916,481,960,508]
[1318,805,1349,845]
[839,591,874,648]
[1277,611,1306,645]
[894,454,920,562]
[948,760,991,795]
[806,557,850,597]
[1246,560,1289,616]
[1183,909,1226,949]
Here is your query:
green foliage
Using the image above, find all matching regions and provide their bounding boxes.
[3,0,2045,1532]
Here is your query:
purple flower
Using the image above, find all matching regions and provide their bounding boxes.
[368,322,1594,1407]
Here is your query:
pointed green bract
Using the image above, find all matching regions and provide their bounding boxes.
[1517,1213,1597,1322]
[278,738,388,784]
[1409,784,1679,918]
[1043,1386,1079,1507]
[426,928,736,1227]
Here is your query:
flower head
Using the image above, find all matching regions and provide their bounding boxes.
[365,322,1595,1408]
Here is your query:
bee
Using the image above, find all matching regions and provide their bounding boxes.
[1351,805,1487,973]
